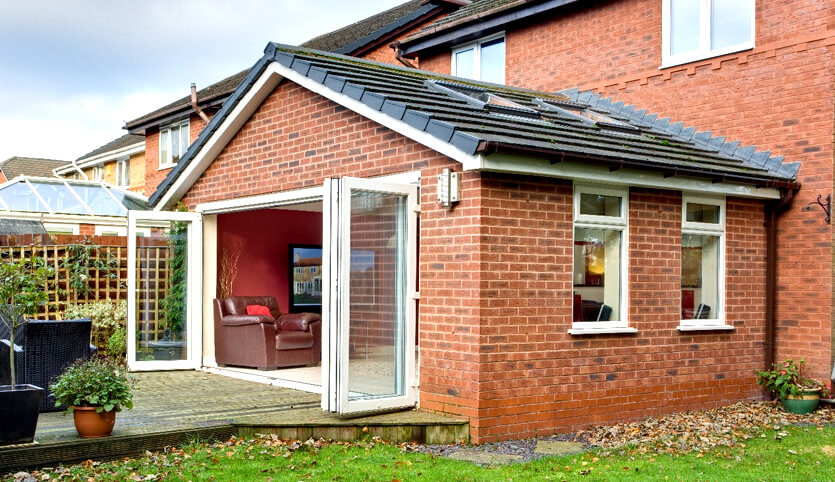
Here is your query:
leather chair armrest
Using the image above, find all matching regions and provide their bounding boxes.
[221,315,275,326]
[276,313,321,332]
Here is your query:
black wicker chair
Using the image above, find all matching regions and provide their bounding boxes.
[0,319,97,412]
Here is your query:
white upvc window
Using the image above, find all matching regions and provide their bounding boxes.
[451,33,505,84]
[661,0,755,68]
[43,223,79,235]
[95,225,127,236]
[116,157,130,186]
[91,165,104,182]
[679,195,731,331]
[570,184,633,335]
[159,121,190,169]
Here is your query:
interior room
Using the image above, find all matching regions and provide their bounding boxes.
[213,202,324,393]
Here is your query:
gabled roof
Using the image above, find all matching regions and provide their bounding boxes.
[0,218,47,235]
[73,134,145,163]
[400,0,580,56]
[0,156,68,180]
[149,44,799,208]
[125,0,456,134]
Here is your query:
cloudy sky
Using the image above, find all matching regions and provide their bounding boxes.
[0,0,404,162]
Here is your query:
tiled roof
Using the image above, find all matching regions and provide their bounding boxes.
[126,0,446,131]
[412,0,525,35]
[0,157,68,180]
[149,44,799,206]
[0,219,47,235]
[75,134,144,162]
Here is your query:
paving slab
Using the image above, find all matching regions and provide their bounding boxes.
[535,440,585,455]
[447,448,523,466]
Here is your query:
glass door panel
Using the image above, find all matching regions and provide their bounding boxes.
[127,211,202,371]
[322,177,417,415]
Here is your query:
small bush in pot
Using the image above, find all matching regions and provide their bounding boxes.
[50,358,134,438]
[756,358,829,414]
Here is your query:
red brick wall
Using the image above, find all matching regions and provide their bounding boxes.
[79,223,95,236]
[419,0,835,381]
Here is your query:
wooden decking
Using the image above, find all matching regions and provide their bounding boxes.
[0,371,468,472]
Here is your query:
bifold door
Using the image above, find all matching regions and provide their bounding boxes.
[127,211,202,371]
[321,177,418,415]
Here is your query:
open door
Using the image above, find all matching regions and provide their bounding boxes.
[127,211,202,371]
[321,177,418,415]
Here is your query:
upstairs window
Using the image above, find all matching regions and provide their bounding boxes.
[159,121,189,169]
[662,0,754,67]
[91,165,104,182]
[451,34,505,84]
[116,158,129,187]
[680,195,726,328]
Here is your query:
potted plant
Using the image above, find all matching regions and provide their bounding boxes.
[0,255,53,445]
[756,358,830,414]
[50,358,134,438]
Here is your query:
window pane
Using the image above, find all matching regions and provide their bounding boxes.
[573,227,622,322]
[686,202,720,223]
[681,234,720,320]
[711,0,753,50]
[181,125,189,157]
[71,184,126,216]
[31,182,88,214]
[454,47,475,79]
[171,127,181,163]
[160,130,170,166]
[480,38,505,84]
[670,0,701,55]
[0,183,45,212]
[580,193,621,217]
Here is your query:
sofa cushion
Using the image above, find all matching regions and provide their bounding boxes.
[246,304,272,316]
[276,331,314,350]
[223,296,281,319]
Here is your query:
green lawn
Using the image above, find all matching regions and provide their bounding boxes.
[22,426,835,481]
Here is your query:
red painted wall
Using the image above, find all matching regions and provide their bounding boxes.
[217,208,322,313]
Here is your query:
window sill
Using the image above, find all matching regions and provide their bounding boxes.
[660,44,754,70]
[677,324,734,332]
[568,327,638,336]
[158,164,175,171]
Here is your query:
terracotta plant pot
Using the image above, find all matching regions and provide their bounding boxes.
[72,406,116,438]
[781,388,821,414]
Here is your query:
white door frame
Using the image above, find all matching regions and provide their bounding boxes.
[127,210,203,371]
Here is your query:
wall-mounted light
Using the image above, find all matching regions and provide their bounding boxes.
[437,168,460,208]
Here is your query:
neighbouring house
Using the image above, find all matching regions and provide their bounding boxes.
[397,0,835,385]
[123,0,463,199]
[0,156,69,183]
[0,218,47,236]
[54,134,146,194]
[123,39,800,444]
[0,176,148,235]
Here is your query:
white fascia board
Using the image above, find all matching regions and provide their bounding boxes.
[56,143,145,174]
[475,153,781,200]
[0,211,128,225]
[196,185,324,214]
[156,61,482,210]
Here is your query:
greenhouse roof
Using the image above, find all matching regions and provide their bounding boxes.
[0,176,148,217]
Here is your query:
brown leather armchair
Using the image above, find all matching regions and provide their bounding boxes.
[213,296,321,370]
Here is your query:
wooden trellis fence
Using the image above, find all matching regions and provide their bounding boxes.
[0,234,173,345]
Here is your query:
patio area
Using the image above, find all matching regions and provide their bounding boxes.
[0,371,467,472]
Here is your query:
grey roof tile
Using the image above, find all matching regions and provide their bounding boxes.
[0,157,68,179]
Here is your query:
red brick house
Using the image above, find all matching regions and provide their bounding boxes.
[125,29,803,443]
[398,0,835,387]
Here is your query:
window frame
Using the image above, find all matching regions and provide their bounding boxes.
[679,194,730,330]
[91,165,104,182]
[570,184,633,334]
[115,157,130,187]
[661,0,755,69]
[450,32,506,83]
[158,120,190,169]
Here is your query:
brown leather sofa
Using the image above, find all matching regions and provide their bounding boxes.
[213,296,321,369]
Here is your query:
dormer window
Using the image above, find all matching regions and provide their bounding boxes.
[662,0,755,68]
[159,121,189,169]
[451,34,505,84]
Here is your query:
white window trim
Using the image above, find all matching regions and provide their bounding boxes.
[570,184,631,334]
[450,32,505,83]
[94,225,127,236]
[91,165,104,182]
[661,0,755,69]
[43,222,79,235]
[116,157,130,187]
[679,194,731,331]
[158,120,190,170]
